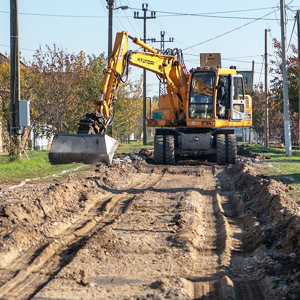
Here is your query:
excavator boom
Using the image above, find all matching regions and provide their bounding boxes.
[49,31,187,165]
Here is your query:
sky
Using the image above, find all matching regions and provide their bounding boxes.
[1,0,300,97]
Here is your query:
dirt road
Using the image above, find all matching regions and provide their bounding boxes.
[0,159,299,299]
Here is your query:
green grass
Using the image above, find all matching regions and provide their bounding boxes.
[241,143,300,162]
[0,151,91,183]
[0,138,152,184]
[240,143,300,199]
[116,138,154,154]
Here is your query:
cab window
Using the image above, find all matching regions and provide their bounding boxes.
[233,77,244,100]
[189,72,215,119]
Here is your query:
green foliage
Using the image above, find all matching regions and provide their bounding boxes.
[246,87,265,138]
[115,137,154,154]
[113,75,143,141]
[83,54,107,104]
[0,62,31,157]
[243,143,300,162]
[28,45,91,137]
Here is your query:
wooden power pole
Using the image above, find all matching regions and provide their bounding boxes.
[10,0,20,156]
[280,0,292,156]
[264,29,269,149]
[249,60,255,144]
[297,10,300,154]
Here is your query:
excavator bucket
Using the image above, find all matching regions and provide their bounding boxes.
[49,134,119,165]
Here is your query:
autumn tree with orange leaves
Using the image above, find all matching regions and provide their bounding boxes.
[269,37,299,143]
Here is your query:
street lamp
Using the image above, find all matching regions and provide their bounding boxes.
[107,0,129,63]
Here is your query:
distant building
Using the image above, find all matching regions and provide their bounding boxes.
[238,71,253,90]
[0,53,9,64]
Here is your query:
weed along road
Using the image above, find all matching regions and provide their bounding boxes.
[0,158,299,299]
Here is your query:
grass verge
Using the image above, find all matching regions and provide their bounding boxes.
[241,143,300,199]
[115,138,154,154]
[0,151,92,184]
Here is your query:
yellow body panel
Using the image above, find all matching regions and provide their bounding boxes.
[149,67,252,129]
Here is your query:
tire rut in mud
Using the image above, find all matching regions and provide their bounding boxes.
[0,161,299,299]
[0,171,163,300]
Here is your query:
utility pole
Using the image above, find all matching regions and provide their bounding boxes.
[249,60,255,144]
[280,0,292,156]
[264,29,269,149]
[106,1,129,62]
[106,1,129,136]
[134,4,156,145]
[10,0,20,157]
[107,0,114,64]
[297,10,300,154]
[158,31,174,100]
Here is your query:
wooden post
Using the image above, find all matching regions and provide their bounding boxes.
[10,0,21,157]
[264,29,269,149]
[297,10,300,154]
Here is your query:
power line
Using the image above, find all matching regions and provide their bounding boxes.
[119,0,141,36]
[0,10,108,18]
[287,16,297,50]
[183,9,280,51]
[131,6,279,15]
[257,56,265,86]
[0,6,294,21]
[0,43,36,52]
[156,13,291,21]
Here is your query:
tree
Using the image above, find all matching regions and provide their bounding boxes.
[269,38,299,143]
[0,47,145,152]
[113,76,143,142]
[82,54,107,105]
[0,62,11,153]
[0,60,32,158]
[247,86,265,139]
[27,45,90,137]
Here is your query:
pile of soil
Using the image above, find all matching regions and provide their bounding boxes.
[228,163,300,298]
[237,144,261,158]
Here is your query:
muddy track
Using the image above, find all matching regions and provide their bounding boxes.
[0,161,299,299]
[0,172,163,299]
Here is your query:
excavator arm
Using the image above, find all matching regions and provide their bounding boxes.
[78,31,189,134]
[49,31,189,166]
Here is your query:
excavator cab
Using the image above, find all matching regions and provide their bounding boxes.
[189,72,215,120]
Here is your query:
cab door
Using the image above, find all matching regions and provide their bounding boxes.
[230,74,245,121]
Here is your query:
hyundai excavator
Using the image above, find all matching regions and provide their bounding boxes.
[49,31,252,165]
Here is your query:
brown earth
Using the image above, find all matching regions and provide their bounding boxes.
[0,158,299,300]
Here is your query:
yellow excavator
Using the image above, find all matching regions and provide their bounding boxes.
[49,31,252,165]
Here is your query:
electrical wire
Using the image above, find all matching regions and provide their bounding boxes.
[146,3,199,54]
[287,15,296,50]
[130,6,279,15]
[257,56,265,86]
[0,5,291,21]
[0,10,108,18]
[183,9,280,51]
[119,0,141,36]
[0,43,36,52]
[157,13,291,21]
